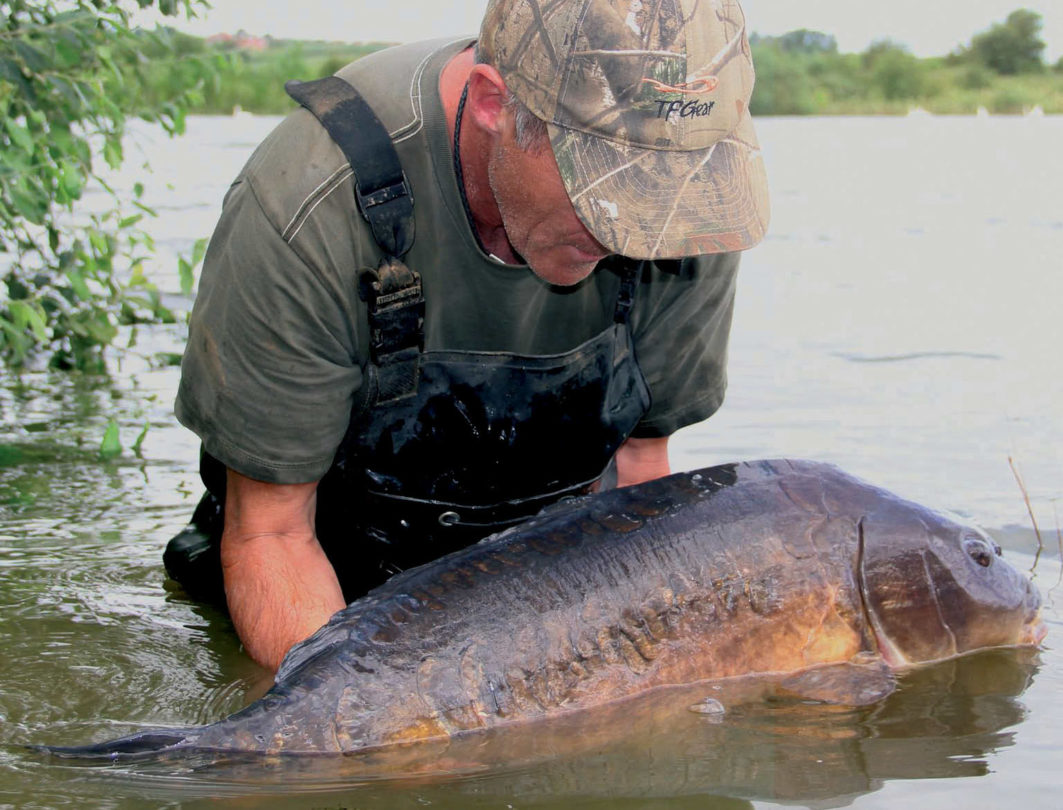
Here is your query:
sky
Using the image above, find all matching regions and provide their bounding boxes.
[137,0,1063,61]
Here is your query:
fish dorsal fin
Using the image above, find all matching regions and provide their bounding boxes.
[776,658,896,706]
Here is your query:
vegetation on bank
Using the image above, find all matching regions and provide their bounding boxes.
[134,32,389,115]
[749,10,1062,115]
[146,8,1061,118]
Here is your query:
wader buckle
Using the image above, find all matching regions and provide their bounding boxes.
[355,175,412,213]
[360,258,425,404]
[285,76,415,259]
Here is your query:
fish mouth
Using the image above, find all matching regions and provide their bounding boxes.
[1020,602,1048,646]
[1018,574,1048,646]
[1022,617,1048,646]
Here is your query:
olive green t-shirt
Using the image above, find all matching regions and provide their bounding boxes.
[175,36,741,485]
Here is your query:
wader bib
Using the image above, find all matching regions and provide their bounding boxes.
[165,76,651,602]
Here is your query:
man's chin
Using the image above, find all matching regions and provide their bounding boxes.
[528,260,600,287]
[527,247,607,286]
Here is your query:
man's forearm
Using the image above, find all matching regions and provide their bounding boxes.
[220,471,346,672]
[615,436,670,487]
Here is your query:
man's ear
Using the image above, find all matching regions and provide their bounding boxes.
[465,64,510,137]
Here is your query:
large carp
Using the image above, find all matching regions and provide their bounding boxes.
[45,459,1045,759]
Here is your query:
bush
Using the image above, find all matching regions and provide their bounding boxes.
[959,65,995,89]
[0,0,213,370]
[749,44,820,115]
[990,85,1034,114]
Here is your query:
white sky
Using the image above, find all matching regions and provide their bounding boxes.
[138,1,1063,60]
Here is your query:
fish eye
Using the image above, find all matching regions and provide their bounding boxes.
[964,537,994,568]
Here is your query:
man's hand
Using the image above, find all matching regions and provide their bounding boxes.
[615,436,670,488]
[220,469,346,673]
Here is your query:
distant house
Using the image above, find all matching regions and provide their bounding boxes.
[206,30,270,51]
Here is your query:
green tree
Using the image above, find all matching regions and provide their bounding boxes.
[1,0,211,370]
[748,41,821,115]
[771,29,837,55]
[863,40,927,100]
[968,9,1046,74]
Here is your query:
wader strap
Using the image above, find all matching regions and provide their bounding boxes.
[286,75,423,401]
[613,259,640,325]
[285,76,414,259]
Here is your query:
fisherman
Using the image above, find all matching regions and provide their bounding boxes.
[166,0,770,672]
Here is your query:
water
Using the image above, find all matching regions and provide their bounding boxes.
[1,113,1061,809]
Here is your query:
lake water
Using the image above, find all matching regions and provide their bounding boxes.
[0,113,1061,809]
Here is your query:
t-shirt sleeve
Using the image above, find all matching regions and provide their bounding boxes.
[629,251,740,438]
[175,177,364,484]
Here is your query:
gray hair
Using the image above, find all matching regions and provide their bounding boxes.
[503,92,550,153]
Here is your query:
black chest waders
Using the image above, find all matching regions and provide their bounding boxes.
[165,76,651,604]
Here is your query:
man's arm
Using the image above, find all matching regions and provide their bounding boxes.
[220,469,346,673]
[614,436,670,488]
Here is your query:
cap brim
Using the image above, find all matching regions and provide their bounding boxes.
[549,109,770,260]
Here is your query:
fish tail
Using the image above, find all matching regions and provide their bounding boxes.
[33,727,198,761]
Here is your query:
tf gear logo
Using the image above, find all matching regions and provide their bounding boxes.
[641,73,720,123]
[641,77,719,95]
[653,98,717,121]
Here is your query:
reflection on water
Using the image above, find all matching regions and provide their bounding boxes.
[1,114,1062,809]
[18,649,1042,809]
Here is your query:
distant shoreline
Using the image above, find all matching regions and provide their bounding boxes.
[141,29,1063,118]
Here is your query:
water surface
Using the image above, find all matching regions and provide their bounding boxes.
[1,113,1060,808]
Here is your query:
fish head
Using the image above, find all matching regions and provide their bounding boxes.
[857,499,1046,668]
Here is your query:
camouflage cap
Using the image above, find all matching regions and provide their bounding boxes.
[478,0,770,259]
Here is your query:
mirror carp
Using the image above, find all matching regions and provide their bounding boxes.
[43,459,1046,759]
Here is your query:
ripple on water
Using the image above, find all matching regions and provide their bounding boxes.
[0,524,255,746]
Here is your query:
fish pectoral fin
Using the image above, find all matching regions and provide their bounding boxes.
[775,661,896,706]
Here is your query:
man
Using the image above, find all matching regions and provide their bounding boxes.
[168,0,769,672]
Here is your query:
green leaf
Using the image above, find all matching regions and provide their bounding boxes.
[54,32,85,70]
[9,181,47,224]
[102,137,123,170]
[99,419,122,459]
[132,422,149,457]
[0,58,24,85]
[13,41,48,74]
[191,236,208,266]
[58,160,85,201]
[88,229,111,257]
[66,270,92,301]
[129,262,147,287]
[177,236,208,295]
[86,315,117,344]
[178,257,194,296]
[4,118,35,155]
[8,300,48,341]
[153,351,183,367]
